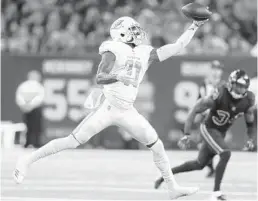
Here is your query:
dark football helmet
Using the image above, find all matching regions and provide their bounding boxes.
[228,69,250,99]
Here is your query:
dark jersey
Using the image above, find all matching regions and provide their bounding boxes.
[198,81,226,119]
[205,84,255,134]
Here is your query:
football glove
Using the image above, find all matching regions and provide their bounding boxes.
[177,134,191,150]
[193,19,209,27]
[242,139,255,152]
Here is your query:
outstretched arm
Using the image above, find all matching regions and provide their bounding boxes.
[96,51,118,85]
[148,21,206,65]
[184,96,214,135]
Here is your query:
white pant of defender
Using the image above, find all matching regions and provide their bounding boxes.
[72,98,158,146]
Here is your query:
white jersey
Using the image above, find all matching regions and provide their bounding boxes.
[99,40,153,109]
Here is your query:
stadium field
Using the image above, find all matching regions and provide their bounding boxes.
[1,148,257,200]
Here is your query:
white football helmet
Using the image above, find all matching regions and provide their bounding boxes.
[110,16,146,45]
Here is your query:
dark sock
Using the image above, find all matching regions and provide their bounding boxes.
[158,160,204,183]
[172,160,204,174]
[207,160,214,171]
[214,152,231,191]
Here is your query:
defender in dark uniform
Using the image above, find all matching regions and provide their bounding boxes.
[196,60,224,177]
[155,70,256,201]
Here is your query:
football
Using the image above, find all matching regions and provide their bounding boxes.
[182,3,212,21]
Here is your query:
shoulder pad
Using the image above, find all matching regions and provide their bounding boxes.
[99,40,121,55]
[139,45,154,62]
[139,44,153,51]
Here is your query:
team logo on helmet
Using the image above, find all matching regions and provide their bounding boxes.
[111,19,124,29]
[110,17,146,45]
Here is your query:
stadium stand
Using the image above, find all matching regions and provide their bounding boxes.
[1,0,257,55]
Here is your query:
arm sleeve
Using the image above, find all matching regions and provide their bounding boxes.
[156,23,199,61]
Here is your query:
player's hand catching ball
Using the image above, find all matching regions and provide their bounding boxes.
[177,134,191,150]
[181,2,211,27]
[193,19,209,27]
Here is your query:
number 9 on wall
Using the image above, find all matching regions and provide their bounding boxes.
[173,81,199,123]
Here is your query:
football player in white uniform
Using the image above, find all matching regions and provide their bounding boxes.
[13,16,207,199]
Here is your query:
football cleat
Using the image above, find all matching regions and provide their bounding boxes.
[13,158,29,184]
[217,195,227,200]
[13,169,25,184]
[169,185,199,199]
[210,191,227,201]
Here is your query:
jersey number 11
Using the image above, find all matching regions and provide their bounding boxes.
[125,59,141,86]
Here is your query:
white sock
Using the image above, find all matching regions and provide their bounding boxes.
[150,139,178,189]
[25,135,80,166]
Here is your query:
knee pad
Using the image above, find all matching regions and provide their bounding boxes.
[220,151,231,161]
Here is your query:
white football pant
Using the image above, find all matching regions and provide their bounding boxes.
[72,98,158,146]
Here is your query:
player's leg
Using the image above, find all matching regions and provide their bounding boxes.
[198,141,215,177]
[13,100,112,184]
[206,158,215,177]
[173,142,215,174]
[155,142,215,189]
[116,108,198,199]
[200,124,230,200]
[196,113,215,177]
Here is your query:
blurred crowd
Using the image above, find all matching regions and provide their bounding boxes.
[1,0,257,56]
